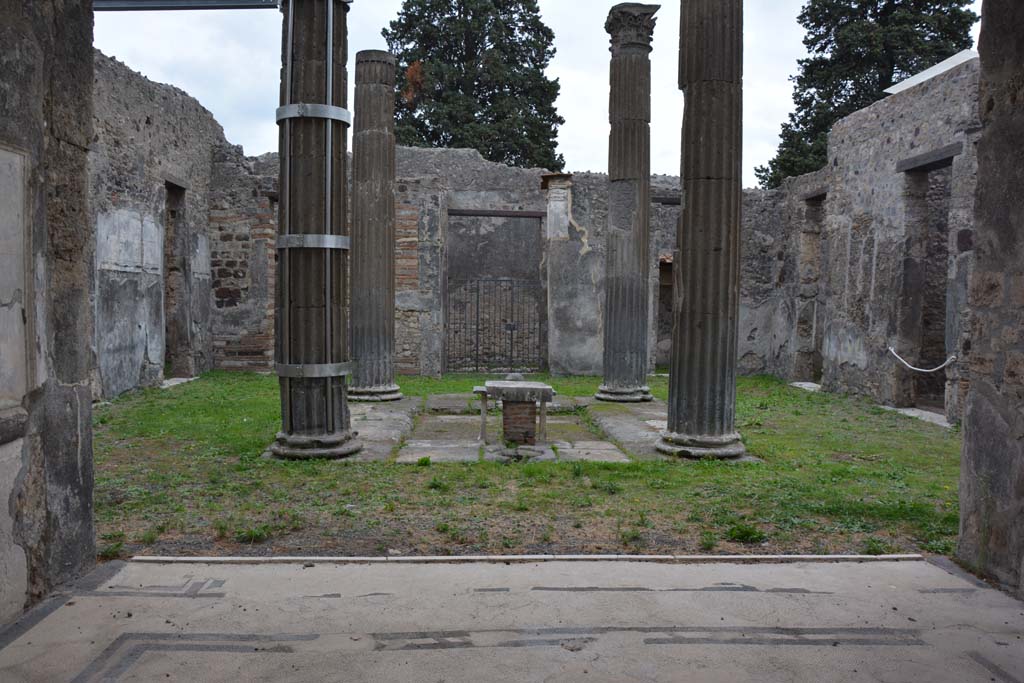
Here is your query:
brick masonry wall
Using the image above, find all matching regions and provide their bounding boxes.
[209,149,278,371]
[502,401,538,445]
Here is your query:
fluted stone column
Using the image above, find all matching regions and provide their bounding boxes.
[657,0,746,459]
[596,3,659,403]
[271,0,362,459]
[351,50,402,402]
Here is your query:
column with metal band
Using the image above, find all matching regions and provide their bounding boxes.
[657,0,746,459]
[271,0,362,459]
[351,50,402,402]
[596,3,659,403]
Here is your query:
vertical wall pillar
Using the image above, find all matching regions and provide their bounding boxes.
[351,50,402,402]
[658,0,746,459]
[596,3,659,403]
[271,0,361,459]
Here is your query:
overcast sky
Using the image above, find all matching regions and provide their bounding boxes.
[94,0,982,187]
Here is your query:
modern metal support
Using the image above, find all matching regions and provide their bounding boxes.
[270,0,361,460]
[95,0,277,10]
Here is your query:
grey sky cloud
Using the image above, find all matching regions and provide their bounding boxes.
[94,0,981,188]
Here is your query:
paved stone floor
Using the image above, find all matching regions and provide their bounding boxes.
[393,408,632,463]
[0,558,1021,681]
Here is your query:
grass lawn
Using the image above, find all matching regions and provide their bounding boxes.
[93,371,962,559]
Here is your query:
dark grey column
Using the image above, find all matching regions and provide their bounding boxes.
[271,0,362,459]
[596,2,659,403]
[351,50,402,402]
[657,0,746,459]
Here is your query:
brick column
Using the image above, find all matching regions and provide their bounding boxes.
[658,0,746,459]
[596,3,659,403]
[351,50,402,402]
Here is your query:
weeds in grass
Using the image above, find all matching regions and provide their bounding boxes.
[621,529,643,546]
[862,536,900,555]
[426,477,450,492]
[235,524,272,544]
[699,531,717,551]
[98,542,124,560]
[726,523,767,544]
[592,480,623,495]
[417,457,431,467]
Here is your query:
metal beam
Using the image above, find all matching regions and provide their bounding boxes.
[95,0,277,11]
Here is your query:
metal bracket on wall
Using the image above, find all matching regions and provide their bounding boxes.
[276,234,351,250]
[275,103,353,126]
[276,362,353,379]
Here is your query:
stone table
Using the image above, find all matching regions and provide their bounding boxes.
[475,381,556,445]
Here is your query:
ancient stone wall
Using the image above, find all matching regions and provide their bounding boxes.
[958,0,1024,597]
[0,0,95,626]
[90,52,224,397]
[822,59,981,419]
[208,150,278,371]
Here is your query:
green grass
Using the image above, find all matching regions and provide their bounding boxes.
[92,371,962,558]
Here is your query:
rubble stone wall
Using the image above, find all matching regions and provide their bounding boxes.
[0,0,96,626]
[958,0,1024,597]
[90,52,223,397]
[821,59,981,418]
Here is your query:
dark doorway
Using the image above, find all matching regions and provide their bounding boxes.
[163,182,190,378]
[902,166,953,412]
[656,259,673,367]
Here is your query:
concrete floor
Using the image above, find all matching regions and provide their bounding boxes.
[1,558,1021,682]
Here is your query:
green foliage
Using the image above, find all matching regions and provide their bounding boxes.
[235,524,272,544]
[699,531,717,552]
[757,0,978,188]
[862,536,900,555]
[726,523,768,544]
[383,0,565,170]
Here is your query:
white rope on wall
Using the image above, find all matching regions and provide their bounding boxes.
[888,347,957,374]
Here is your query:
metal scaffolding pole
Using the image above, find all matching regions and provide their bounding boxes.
[270,0,361,459]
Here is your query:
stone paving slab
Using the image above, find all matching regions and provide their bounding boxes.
[396,440,481,464]
[589,401,668,461]
[2,559,1021,682]
[425,394,475,414]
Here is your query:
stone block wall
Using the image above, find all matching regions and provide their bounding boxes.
[821,59,981,419]
[0,0,96,626]
[958,0,1024,597]
[90,52,224,397]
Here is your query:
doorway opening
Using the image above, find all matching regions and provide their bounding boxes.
[163,182,190,378]
[903,166,953,413]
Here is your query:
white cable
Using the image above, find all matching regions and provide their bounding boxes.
[888,347,957,374]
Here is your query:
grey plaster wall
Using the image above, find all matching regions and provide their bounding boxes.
[90,51,224,397]
[0,0,96,626]
[958,0,1024,597]
[822,59,981,416]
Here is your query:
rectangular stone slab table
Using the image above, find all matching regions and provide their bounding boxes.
[475,381,556,445]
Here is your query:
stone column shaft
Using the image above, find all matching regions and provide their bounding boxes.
[597,3,659,403]
[351,50,402,402]
[271,0,361,459]
[658,0,746,459]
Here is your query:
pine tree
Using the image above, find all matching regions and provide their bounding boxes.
[382,0,565,171]
[756,0,977,188]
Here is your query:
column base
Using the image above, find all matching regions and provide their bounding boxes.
[595,385,654,402]
[656,431,746,460]
[268,430,363,460]
[349,384,404,402]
